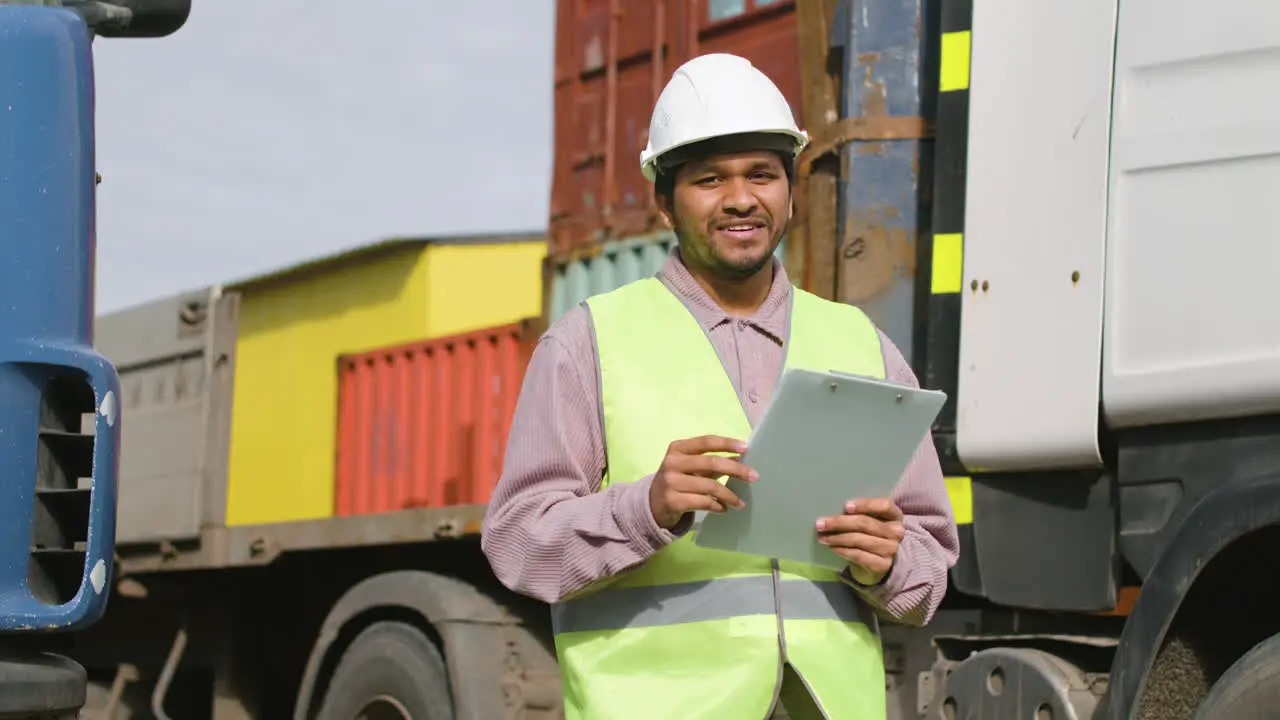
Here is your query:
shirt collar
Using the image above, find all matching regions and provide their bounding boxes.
[656,244,791,341]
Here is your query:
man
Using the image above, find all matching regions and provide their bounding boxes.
[482,53,958,720]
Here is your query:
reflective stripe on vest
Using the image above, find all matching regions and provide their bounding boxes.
[554,275,889,720]
[551,577,866,634]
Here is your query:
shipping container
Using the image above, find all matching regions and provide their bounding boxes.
[223,232,546,527]
[550,0,803,253]
[333,321,537,516]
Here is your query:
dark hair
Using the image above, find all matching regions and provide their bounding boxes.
[652,132,799,200]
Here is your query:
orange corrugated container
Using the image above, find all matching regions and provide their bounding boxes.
[333,320,538,516]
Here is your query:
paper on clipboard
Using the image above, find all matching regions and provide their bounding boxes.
[692,367,946,571]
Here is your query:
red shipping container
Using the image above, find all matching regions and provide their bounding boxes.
[333,321,538,516]
[550,0,802,253]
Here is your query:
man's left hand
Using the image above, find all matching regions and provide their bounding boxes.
[816,498,906,586]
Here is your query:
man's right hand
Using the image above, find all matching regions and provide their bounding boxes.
[649,435,758,529]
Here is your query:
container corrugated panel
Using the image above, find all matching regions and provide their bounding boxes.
[546,231,789,323]
[547,231,677,323]
[334,322,536,516]
[551,0,801,253]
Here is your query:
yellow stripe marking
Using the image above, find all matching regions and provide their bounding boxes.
[931,233,964,294]
[945,476,973,525]
[940,31,971,92]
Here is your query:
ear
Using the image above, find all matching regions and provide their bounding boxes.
[654,191,676,228]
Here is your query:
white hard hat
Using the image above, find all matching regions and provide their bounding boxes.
[640,53,808,182]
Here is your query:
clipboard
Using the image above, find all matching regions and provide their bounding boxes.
[691,367,946,571]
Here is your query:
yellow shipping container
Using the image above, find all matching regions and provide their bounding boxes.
[224,233,546,527]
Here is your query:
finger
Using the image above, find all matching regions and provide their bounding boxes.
[830,548,893,575]
[673,453,758,483]
[669,435,749,457]
[818,532,898,556]
[668,489,733,514]
[816,514,877,535]
[669,475,745,510]
[845,498,904,521]
[818,515,905,541]
[704,481,746,511]
[696,498,726,513]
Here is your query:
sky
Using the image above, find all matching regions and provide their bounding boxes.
[91,0,557,313]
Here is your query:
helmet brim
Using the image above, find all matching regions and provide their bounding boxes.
[641,128,809,182]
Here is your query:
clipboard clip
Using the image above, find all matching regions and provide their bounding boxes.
[828,380,905,403]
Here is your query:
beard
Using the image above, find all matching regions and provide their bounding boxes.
[706,243,775,280]
[675,215,787,282]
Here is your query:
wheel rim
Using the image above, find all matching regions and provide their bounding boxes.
[356,695,412,720]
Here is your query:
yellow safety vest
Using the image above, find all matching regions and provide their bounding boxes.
[552,276,889,720]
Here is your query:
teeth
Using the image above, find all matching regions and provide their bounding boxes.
[727,225,754,231]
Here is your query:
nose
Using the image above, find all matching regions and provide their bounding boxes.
[720,177,757,215]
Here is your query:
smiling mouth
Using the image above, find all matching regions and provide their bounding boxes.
[716,221,767,234]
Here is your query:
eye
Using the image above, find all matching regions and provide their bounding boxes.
[749,170,778,182]
[694,175,721,186]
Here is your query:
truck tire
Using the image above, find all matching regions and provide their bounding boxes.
[1194,632,1280,719]
[314,621,453,720]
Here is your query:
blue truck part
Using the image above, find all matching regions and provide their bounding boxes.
[0,3,121,635]
[0,6,122,717]
[0,2,190,714]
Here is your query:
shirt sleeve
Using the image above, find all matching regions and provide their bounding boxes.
[843,328,961,626]
[480,305,682,604]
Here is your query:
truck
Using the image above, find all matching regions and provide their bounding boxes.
[11,0,1280,719]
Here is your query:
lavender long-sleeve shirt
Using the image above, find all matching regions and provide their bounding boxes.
[481,247,959,626]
